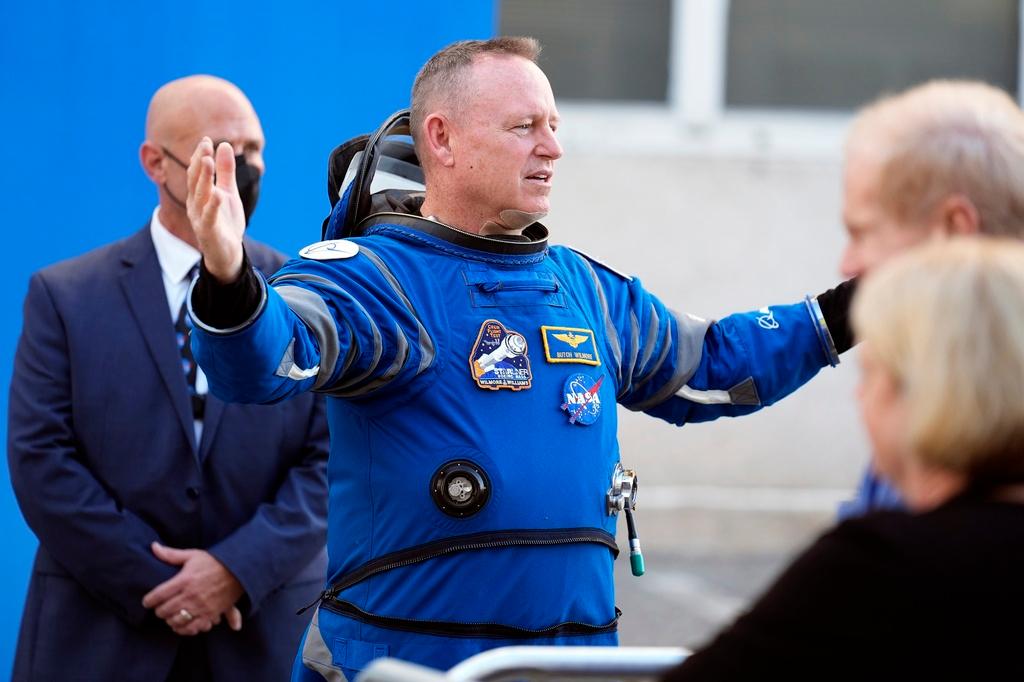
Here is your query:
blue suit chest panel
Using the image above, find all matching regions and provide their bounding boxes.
[317,227,622,639]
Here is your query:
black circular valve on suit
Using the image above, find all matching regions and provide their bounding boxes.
[431,460,491,518]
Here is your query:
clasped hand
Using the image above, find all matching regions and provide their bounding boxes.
[142,542,245,636]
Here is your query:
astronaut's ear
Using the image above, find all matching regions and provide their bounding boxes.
[422,113,455,168]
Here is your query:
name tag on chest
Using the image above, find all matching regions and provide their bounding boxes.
[541,326,601,366]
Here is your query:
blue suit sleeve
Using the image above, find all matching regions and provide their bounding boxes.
[7,273,176,626]
[191,253,435,405]
[642,301,835,424]
[573,254,837,425]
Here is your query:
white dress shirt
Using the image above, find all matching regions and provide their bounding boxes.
[150,207,207,443]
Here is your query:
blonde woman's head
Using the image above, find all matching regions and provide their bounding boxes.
[853,238,1024,492]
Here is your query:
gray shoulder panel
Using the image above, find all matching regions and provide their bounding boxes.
[624,309,710,412]
[567,247,634,282]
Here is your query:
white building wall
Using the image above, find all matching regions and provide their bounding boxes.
[547,148,866,498]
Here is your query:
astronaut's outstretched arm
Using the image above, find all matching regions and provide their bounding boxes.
[624,279,855,425]
[190,243,436,406]
[564,248,855,426]
[189,253,323,404]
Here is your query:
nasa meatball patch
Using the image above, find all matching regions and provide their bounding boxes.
[561,372,604,425]
[469,319,533,391]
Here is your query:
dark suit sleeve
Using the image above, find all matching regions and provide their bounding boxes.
[7,273,176,626]
[206,390,329,614]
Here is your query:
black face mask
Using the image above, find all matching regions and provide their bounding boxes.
[162,146,261,226]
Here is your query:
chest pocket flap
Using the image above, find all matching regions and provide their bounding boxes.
[463,266,566,308]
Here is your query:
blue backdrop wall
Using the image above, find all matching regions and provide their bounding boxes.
[0,2,496,674]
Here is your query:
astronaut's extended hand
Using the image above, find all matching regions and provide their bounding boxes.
[187,136,246,284]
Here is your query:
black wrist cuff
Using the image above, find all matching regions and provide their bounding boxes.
[815,277,858,355]
[192,250,263,330]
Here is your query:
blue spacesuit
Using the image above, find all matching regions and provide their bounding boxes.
[191,204,840,679]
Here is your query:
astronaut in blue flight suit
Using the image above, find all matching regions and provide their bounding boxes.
[184,38,853,680]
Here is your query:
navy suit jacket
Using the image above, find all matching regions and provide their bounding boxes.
[8,225,329,682]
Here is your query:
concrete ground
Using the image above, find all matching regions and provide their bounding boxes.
[613,508,831,648]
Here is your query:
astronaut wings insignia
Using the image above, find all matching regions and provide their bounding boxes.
[552,332,589,349]
[542,326,600,366]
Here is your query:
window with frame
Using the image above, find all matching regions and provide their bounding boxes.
[726,0,1019,110]
[499,0,673,102]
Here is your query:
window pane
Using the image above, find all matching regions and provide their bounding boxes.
[727,0,1019,109]
[499,0,672,102]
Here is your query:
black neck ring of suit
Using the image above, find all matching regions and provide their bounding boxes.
[359,213,549,256]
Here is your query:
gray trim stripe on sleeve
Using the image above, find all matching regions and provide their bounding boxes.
[315,293,383,393]
[274,338,320,381]
[675,385,732,405]
[358,246,436,376]
[619,309,642,399]
[576,255,623,383]
[272,273,365,381]
[625,309,709,411]
[325,319,411,398]
[274,285,346,391]
[636,304,661,378]
[272,272,379,389]
[270,272,346,293]
[674,377,761,407]
[631,318,673,393]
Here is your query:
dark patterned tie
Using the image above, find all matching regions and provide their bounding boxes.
[174,266,205,419]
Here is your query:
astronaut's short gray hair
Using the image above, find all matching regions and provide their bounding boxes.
[410,37,541,154]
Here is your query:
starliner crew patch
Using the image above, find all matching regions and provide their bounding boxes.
[541,326,600,366]
[561,372,604,425]
[469,319,533,391]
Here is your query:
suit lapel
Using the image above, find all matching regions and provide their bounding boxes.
[197,240,277,461]
[198,391,225,461]
[194,239,285,461]
[118,226,197,457]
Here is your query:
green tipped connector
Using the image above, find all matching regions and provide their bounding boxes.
[630,551,645,576]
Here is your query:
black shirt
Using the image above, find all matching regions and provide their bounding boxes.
[664,494,1024,680]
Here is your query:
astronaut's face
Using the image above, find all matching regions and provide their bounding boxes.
[450,55,563,222]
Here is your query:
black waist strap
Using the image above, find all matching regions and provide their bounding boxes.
[298,527,620,637]
[323,598,621,640]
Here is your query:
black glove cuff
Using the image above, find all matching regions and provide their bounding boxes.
[815,277,858,355]
[192,250,263,330]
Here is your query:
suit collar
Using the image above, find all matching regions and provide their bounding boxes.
[149,207,201,285]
